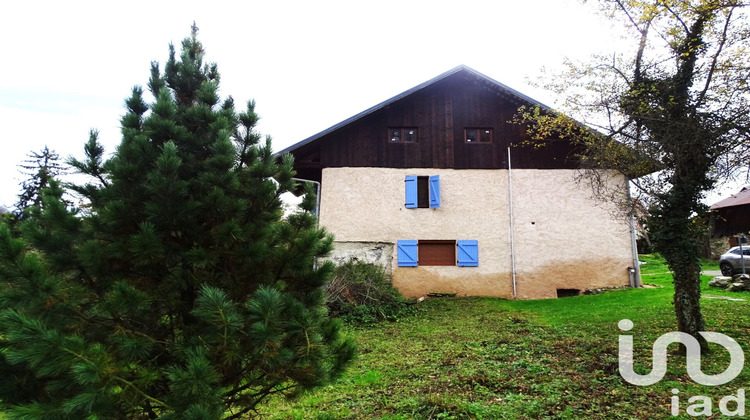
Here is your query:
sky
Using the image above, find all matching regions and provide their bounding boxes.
[0,0,744,210]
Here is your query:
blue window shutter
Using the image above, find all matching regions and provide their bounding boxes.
[397,240,418,267]
[429,175,441,208]
[457,240,478,267]
[405,176,418,208]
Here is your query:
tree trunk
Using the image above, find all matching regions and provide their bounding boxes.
[653,183,709,352]
[671,262,708,351]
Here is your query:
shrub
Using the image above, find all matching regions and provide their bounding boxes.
[326,260,415,323]
[636,236,653,254]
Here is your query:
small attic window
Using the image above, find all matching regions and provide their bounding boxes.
[389,127,417,143]
[465,128,493,143]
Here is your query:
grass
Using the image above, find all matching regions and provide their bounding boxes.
[264,255,750,419]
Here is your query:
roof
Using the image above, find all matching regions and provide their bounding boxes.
[275,65,554,156]
[710,187,750,210]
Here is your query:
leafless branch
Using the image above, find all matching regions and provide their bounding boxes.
[661,1,690,33]
[614,0,647,32]
[698,7,734,105]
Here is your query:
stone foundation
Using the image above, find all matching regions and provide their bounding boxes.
[324,241,394,274]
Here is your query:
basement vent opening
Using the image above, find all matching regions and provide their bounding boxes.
[556,288,581,298]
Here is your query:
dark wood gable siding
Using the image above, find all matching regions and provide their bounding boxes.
[318,82,452,169]
[451,77,510,169]
[290,71,580,180]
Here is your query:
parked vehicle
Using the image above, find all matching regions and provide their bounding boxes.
[719,246,750,276]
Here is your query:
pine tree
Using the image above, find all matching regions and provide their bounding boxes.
[0,206,12,227]
[15,145,66,216]
[0,25,354,419]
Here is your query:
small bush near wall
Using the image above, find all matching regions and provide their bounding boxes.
[636,236,653,255]
[326,260,415,323]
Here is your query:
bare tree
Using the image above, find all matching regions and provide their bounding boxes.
[517,0,750,348]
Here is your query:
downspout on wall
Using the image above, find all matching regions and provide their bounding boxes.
[627,181,642,288]
[508,147,518,299]
[293,177,322,270]
[292,177,321,230]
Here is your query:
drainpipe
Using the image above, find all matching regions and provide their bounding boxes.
[627,181,641,288]
[292,177,321,230]
[292,177,322,270]
[740,236,747,275]
[508,147,518,299]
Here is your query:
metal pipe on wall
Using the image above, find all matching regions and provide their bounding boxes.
[292,177,321,230]
[292,177,322,270]
[508,147,518,299]
[627,181,642,288]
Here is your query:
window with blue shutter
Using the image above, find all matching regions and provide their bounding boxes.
[397,240,418,267]
[456,240,479,267]
[399,239,478,267]
[404,176,418,208]
[405,175,441,208]
[429,175,440,208]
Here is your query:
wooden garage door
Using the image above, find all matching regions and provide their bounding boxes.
[418,240,455,266]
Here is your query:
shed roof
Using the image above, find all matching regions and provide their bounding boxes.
[710,187,750,210]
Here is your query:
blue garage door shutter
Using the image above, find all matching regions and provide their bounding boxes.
[397,240,418,267]
[457,240,478,267]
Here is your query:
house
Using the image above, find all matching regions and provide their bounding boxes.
[710,187,750,240]
[277,65,639,299]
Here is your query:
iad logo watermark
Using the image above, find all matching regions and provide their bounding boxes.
[617,319,744,386]
[618,319,745,417]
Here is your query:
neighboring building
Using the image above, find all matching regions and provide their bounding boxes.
[277,65,639,299]
[710,187,750,243]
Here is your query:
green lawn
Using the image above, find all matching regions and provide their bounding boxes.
[264,255,750,419]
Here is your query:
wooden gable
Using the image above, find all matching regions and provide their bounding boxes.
[278,66,581,182]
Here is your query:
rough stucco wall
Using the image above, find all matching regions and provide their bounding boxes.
[319,167,634,299]
[510,171,633,299]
